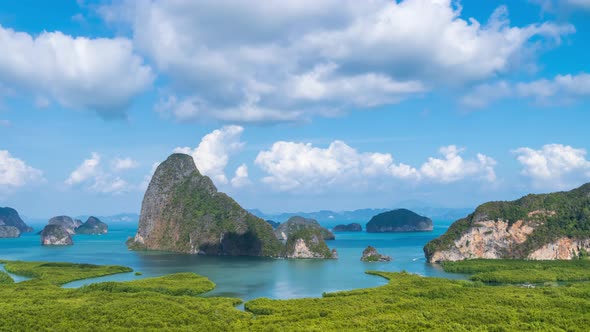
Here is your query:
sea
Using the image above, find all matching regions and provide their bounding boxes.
[0,220,466,302]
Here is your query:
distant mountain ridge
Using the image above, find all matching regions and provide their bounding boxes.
[249,207,472,227]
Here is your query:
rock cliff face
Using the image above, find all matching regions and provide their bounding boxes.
[76,217,108,235]
[366,209,433,233]
[48,216,81,235]
[284,228,336,259]
[0,207,33,234]
[333,223,362,232]
[41,225,73,246]
[275,216,335,241]
[361,246,392,262]
[128,153,283,257]
[425,183,590,262]
[0,226,20,238]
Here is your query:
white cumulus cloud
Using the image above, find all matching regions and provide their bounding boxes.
[112,157,139,171]
[174,125,245,185]
[461,73,590,108]
[420,146,497,183]
[231,164,251,188]
[0,150,44,189]
[102,0,572,123]
[255,141,496,192]
[0,24,153,119]
[514,144,590,189]
[65,153,131,194]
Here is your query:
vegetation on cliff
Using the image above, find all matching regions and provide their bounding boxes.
[284,227,335,259]
[129,153,283,257]
[360,246,392,262]
[424,183,590,260]
[366,209,433,233]
[333,223,362,232]
[275,216,335,241]
[75,216,108,235]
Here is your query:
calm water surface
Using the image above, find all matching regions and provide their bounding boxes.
[0,221,464,301]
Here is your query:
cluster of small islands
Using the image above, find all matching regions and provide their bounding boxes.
[3,152,590,330]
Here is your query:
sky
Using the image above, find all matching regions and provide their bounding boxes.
[1,0,590,218]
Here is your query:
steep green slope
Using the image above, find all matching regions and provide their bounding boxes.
[128,153,283,257]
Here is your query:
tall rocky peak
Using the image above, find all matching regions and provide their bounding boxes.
[129,153,283,257]
[0,207,33,233]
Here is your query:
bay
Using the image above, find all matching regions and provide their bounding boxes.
[0,220,464,301]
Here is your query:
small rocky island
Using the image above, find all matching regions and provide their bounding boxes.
[0,207,34,238]
[40,215,109,245]
[361,246,392,262]
[275,216,335,241]
[285,227,337,259]
[128,153,283,256]
[274,216,337,259]
[40,224,73,246]
[333,223,362,232]
[366,209,433,233]
[424,183,590,262]
[76,217,108,235]
[48,216,82,235]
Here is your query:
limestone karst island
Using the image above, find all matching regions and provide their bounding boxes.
[2,1,590,331]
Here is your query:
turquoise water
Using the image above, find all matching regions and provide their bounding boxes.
[0,221,463,301]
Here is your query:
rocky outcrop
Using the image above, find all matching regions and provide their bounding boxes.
[333,223,362,232]
[128,153,283,257]
[361,246,392,262]
[48,216,81,235]
[0,226,20,238]
[275,216,335,241]
[425,183,590,262]
[426,219,536,262]
[528,238,590,260]
[76,216,108,235]
[40,225,73,246]
[284,228,336,259]
[366,209,433,233]
[0,207,33,234]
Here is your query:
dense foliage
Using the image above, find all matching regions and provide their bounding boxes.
[0,260,132,286]
[3,258,590,330]
[442,259,590,283]
[366,209,432,233]
[0,271,14,285]
[242,271,590,331]
[0,262,247,331]
[425,183,590,258]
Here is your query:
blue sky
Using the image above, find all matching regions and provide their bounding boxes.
[1,0,590,218]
